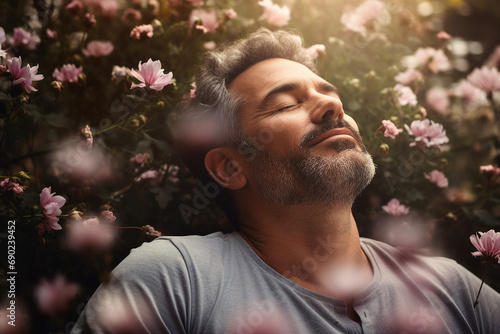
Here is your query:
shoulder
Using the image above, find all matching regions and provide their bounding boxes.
[114,231,237,279]
[360,237,472,283]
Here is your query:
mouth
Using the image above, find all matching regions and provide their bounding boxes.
[307,128,357,147]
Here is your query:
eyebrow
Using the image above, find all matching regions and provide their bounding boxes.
[258,81,339,111]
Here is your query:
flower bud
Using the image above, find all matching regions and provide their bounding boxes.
[445,212,457,222]
[379,143,390,157]
[156,100,165,108]
[438,158,448,171]
[390,116,398,123]
[419,107,427,119]
[347,78,360,88]
[85,13,97,28]
[51,81,63,92]
[68,210,84,221]
[364,70,377,79]
[78,73,87,85]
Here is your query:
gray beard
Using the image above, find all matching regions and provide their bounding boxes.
[244,137,376,207]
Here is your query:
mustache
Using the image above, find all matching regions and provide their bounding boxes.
[299,119,365,149]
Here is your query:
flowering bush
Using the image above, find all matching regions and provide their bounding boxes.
[1,0,500,331]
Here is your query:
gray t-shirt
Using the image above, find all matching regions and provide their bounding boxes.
[72,232,500,334]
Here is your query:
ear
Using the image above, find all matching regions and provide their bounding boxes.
[204,147,247,190]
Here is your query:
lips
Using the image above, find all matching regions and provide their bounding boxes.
[307,128,356,147]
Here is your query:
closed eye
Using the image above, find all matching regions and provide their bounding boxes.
[274,105,295,112]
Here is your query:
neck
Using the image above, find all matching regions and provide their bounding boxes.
[236,199,372,300]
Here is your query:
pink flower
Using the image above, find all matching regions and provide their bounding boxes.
[142,225,162,238]
[0,178,23,194]
[467,66,500,92]
[204,41,216,50]
[404,119,449,149]
[134,164,179,183]
[436,30,451,41]
[413,47,450,73]
[189,9,219,33]
[394,68,423,85]
[53,64,83,83]
[393,84,417,106]
[425,87,450,115]
[83,0,118,18]
[9,27,40,50]
[381,120,402,139]
[224,9,237,19]
[130,58,173,91]
[258,0,291,27]
[82,40,114,57]
[121,8,142,23]
[40,187,66,231]
[470,229,500,263]
[190,82,197,98]
[453,80,485,107]
[81,125,93,147]
[424,169,448,188]
[130,24,154,39]
[479,165,500,178]
[34,275,80,316]
[100,210,116,223]
[340,0,386,34]
[65,0,83,15]
[111,65,129,83]
[306,44,326,59]
[130,152,151,165]
[46,28,58,39]
[7,57,44,93]
[382,199,410,216]
[66,218,116,253]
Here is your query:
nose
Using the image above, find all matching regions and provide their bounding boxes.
[310,94,344,123]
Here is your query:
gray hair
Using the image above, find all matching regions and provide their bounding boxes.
[184,28,316,145]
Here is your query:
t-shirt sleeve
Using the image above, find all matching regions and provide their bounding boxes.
[71,238,191,334]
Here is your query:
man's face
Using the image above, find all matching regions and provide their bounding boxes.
[229,58,375,206]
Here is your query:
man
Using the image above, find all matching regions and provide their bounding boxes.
[72,29,500,334]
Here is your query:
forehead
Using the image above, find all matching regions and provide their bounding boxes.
[229,58,323,101]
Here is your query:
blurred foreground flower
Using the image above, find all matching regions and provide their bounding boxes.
[40,187,66,231]
[404,119,449,150]
[7,57,44,93]
[82,41,114,57]
[424,170,448,188]
[470,229,500,307]
[258,0,291,27]
[340,0,385,34]
[382,199,409,216]
[0,178,23,194]
[467,66,500,92]
[66,218,116,253]
[34,275,80,316]
[53,64,83,83]
[130,59,173,91]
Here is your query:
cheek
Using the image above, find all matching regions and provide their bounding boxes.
[344,114,359,132]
